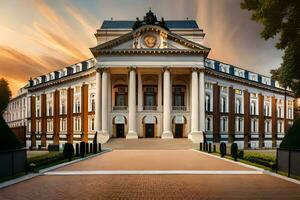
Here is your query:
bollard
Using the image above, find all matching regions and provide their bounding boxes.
[75,143,79,156]
[208,143,212,153]
[86,143,89,154]
[200,143,203,151]
[98,143,102,152]
[213,144,216,153]
[90,143,93,153]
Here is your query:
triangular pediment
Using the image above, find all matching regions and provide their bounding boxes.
[90,25,210,56]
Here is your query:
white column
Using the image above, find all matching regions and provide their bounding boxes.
[98,68,110,143]
[137,70,143,112]
[189,68,204,143]
[199,70,205,132]
[191,69,199,132]
[162,68,173,139]
[127,67,138,139]
[95,68,101,132]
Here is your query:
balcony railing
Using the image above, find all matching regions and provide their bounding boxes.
[143,106,157,111]
[113,106,128,111]
[172,106,187,111]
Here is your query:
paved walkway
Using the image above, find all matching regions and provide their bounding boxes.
[1,149,300,200]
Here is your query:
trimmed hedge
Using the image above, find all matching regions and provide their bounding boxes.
[27,152,63,169]
[63,143,74,161]
[243,152,276,169]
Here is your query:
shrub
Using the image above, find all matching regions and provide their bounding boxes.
[231,143,238,161]
[220,142,226,157]
[80,141,85,157]
[63,143,74,161]
[48,144,59,151]
[238,150,244,159]
[280,118,300,150]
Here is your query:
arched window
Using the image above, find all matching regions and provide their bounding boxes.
[250,101,256,115]
[205,94,211,112]
[75,99,80,113]
[236,99,241,113]
[277,107,282,118]
[220,97,227,113]
[61,100,66,115]
[90,94,95,111]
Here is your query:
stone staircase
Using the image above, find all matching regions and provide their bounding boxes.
[103,138,199,150]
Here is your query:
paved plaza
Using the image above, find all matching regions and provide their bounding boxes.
[1,140,300,199]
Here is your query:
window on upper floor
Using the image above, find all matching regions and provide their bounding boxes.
[251,119,258,133]
[250,100,257,115]
[220,117,228,132]
[220,96,227,113]
[205,94,211,112]
[75,98,81,113]
[219,63,229,73]
[90,94,95,111]
[265,120,271,133]
[236,98,242,114]
[235,117,243,133]
[173,86,185,107]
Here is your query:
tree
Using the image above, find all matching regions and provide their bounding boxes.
[0,78,21,150]
[0,78,12,115]
[241,0,300,96]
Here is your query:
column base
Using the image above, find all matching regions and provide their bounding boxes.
[162,130,173,139]
[97,130,110,144]
[189,131,204,143]
[126,131,138,139]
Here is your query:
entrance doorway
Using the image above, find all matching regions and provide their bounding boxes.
[145,124,154,138]
[116,124,124,138]
[175,124,183,138]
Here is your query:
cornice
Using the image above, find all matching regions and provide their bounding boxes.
[28,67,95,92]
[205,68,294,97]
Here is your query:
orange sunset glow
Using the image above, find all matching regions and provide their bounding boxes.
[0,0,283,96]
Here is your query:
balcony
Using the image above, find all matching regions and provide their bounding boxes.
[113,106,128,111]
[172,106,187,111]
[143,106,157,111]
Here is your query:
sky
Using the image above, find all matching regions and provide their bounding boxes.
[0,0,283,96]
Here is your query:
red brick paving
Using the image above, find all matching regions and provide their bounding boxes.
[54,150,252,171]
[1,150,300,200]
[1,174,300,200]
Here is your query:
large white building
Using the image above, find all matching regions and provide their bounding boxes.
[4,11,295,149]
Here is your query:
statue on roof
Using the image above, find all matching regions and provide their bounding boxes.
[132,9,169,30]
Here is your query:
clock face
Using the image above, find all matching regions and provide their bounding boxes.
[143,34,157,48]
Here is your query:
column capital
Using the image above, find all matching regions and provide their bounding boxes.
[162,66,171,72]
[95,66,108,73]
[128,66,137,72]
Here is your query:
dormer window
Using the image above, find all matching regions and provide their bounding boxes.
[219,63,229,73]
